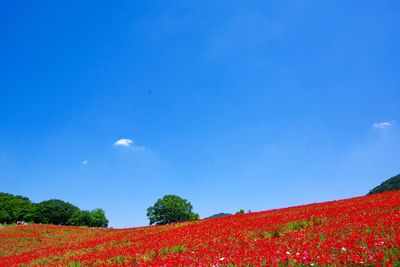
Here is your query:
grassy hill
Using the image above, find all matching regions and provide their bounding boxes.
[368,173,400,195]
[1,191,399,266]
[204,212,232,219]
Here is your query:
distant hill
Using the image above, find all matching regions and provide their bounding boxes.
[205,212,232,219]
[368,173,400,195]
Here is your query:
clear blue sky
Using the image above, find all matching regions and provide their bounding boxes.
[1,1,399,228]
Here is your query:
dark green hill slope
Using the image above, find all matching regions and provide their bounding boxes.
[368,173,400,195]
[205,212,232,219]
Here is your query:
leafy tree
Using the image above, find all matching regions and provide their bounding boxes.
[147,195,199,225]
[35,199,79,225]
[0,193,36,223]
[67,210,92,226]
[235,209,245,215]
[368,173,400,195]
[67,209,108,228]
[0,209,12,223]
[0,192,109,227]
[89,208,108,227]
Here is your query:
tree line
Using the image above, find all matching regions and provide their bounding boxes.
[0,192,108,227]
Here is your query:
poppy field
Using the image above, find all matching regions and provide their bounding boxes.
[1,191,399,266]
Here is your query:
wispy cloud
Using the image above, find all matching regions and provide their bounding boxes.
[81,160,89,166]
[113,138,146,151]
[373,121,393,129]
[114,138,134,147]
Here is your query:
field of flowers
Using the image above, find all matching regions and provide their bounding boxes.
[1,190,399,266]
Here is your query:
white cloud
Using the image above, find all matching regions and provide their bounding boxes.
[81,160,89,166]
[373,121,393,129]
[114,138,134,147]
[113,138,146,151]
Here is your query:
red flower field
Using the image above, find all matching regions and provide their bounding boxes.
[1,191,399,266]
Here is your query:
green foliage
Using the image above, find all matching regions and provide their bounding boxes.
[235,209,245,215]
[368,173,400,195]
[0,193,36,223]
[107,255,126,264]
[159,245,186,255]
[67,209,108,228]
[35,199,79,225]
[67,210,92,226]
[248,229,281,240]
[0,192,108,227]
[248,217,326,241]
[89,208,108,227]
[285,220,308,231]
[147,194,199,225]
[141,250,156,261]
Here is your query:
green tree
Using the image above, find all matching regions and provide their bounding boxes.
[235,209,245,215]
[67,209,108,228]
[0,193,36,223]
[89,208,108,227]
[0,192,109,227]
[147,195,199,225]
[35,199,79,225]
[67,210,92,226]
[0,209,12,223]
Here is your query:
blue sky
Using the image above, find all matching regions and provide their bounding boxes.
[0,1,399,228]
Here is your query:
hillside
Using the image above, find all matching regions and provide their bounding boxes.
[204,212,232,219]
[368,173,400,195]
[1,191,399,266]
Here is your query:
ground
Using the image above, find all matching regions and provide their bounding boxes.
[1,191,399,266]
